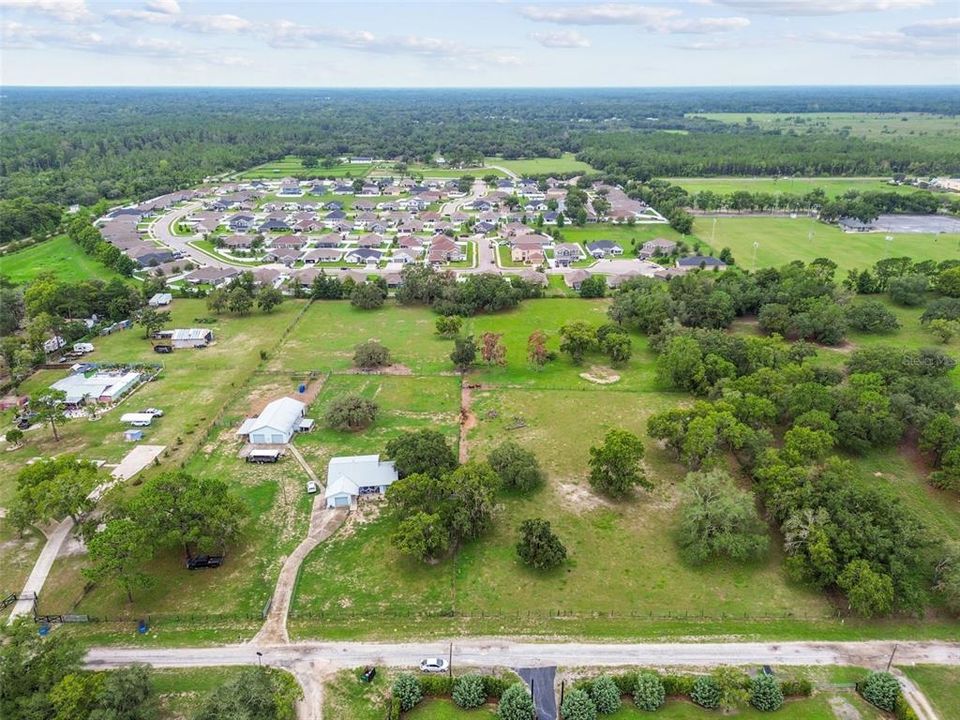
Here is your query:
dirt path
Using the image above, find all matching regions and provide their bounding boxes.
[892,669,940,720]
[459,383,478,464]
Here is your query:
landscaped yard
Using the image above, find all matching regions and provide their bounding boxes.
[484,153,596,176]
[695,216,960,271]
[1,234,126,284]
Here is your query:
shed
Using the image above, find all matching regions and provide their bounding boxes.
[148,293,173,307]
[124,429,144,442]
[324,454,398,508]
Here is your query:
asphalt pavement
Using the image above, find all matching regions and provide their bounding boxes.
[517,666,557,720]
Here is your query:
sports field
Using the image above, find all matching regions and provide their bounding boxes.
[1,234,125,284]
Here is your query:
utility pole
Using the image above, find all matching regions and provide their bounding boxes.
[886,643,899,672]
[256,651,263,667]
[448,643,453,678]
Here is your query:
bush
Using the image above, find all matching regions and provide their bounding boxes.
[889,274,928,306]
[661,674,695,697]
[354,340,391,369]
[488,440,544,493]
[560,688,597,720]
[750,674,784,712]
[392,673,422,712]
[690,676,721,709]
[350,281,386,310]
[611,672,639,696]
[633,672,665,711]
[589,675,621,714]
[516,518,567,570]
[453,674,486,709]
[5,428,24,445]
[780,678,813,697]
[894,693,919,720]
[482,674,514,699]
[420,674,453,697]
[859,671,900,712]
[498,683,535,720]
[846,300,900,333]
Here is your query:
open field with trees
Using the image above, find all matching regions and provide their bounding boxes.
[237,154,371,180]
[1,234,126,284]
[666,177,923,199]
[484,153,596,176]
[697,216,960,271]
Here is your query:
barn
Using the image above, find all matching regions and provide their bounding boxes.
[237,397,306,445]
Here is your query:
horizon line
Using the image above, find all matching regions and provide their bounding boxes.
[4,83,959,90]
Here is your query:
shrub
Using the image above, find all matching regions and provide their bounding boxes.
[589,675,621,714]
[420,674,453,696]
[894,693,919,720]
[488,440,545,493]
[633,672,665,711]
[846,300,900,333]
[453,674,486,709]
[690,676,721,709]
[516,518,567,570]
[661,674,695,697]
[780,678,813,697]
[859,671,900,712]
[354,340,391,369]
[350,281,386,310]
[560,688,597,720]
[5,428,24,445]
[750,674,784,712]
[482,674,514,699]
[611,672,639,696]
[392,673,422,712]
[498,683,535,720]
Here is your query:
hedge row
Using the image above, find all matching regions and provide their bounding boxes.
[580,670,812,700]
[857,672,918,720]
[388,671,520,719]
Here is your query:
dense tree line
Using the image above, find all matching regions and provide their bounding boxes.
[0,197,61,244]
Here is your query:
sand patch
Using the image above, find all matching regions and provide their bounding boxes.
[556,480,611,513]
[828,696,862,720]
[579,366,621,385]
[338,499,382,540]
[347,363,413,376]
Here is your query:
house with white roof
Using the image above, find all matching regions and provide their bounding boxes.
[51,370,142,407]
[237,397,308,445]
[325,454,398,508]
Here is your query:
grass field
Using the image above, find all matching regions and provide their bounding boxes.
[484,153,596,176]
[152,666,249,718]
[689,112,960,155]
[238,155,371,180]
[1,234,125,284]
[899,665,960,719]
[697,216,960,271]
[561,224,686,255]
[667,177,922,199]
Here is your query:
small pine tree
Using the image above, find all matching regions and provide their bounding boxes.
[453,674,486,710]
[560,688,597,720]
[589,675,621,714]
[632,672,665,712]
[691,676,721,710]
[750,674,784,712]
[392,673,422,712]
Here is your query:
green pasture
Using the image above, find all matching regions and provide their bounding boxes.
[484,153,596,176]
[1,235,126,284]
[666,177,922,199]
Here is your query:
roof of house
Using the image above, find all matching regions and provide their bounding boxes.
[642,237,677,249]
[587,240,622,251]
[324,454,398,500]
[677,255,726,268]
[239,397,305,436]
[347,248,382,259]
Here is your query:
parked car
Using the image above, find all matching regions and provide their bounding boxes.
[419,658,448,673]
[186,555,224,570]
[141,408,164,417]
[153,343,173,354]
[16,412,38,429]
[306,480,319,494]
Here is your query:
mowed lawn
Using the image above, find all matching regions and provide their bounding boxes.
[899,666,960,720]
[667,177,922,198]
[237,155,370,179]
[1,235,125,284]
[697,216,960,271]
[561,224,689,257]
[484,153,596,175]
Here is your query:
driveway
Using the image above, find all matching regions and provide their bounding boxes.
[517,666,557,720]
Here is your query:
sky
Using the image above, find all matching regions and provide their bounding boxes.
[1,0,958,87]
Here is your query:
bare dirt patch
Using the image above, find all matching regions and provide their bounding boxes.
[828,696,862,720]
[459,383,478,463]
[347,363,413,376]
[337,499,382,540]
[556,480,612,513]
[579,365,621,385]
[247,376,326,415]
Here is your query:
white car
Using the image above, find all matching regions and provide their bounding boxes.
[306,481,319,494]
[141,408,164,417]
[419,658,448,673]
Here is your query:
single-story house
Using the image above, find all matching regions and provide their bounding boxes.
[183,266,242,286]
[302,248,342,264]
[427,236,465,263]
[638,238,677,259]
[237,397,307,445]
[260,218,291,233]
[517,269,548,287]
[264,247,301,266]
[221,235,254,250]
[391,248,421,264]
[586,240,623,258]
[324,454,398,508]
[51,370,141,407]
[565,269,592,290]
[228,214,255,231]
[344,248,383,264]
[155,328,214,348]
[676,256,727,272]
[838,217,875,232]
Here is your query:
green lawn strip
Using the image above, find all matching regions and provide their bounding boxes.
[484,153,596,176]
[189,239,263,266]
[151,666,250,718]
[560,224,689,258]
[898,665,960,719]
[0,234,126,284]
[406,698,497,719]
[604,694,883,720]
[696,216,960,271]
[324,668,393,720]
[666,176,925,199]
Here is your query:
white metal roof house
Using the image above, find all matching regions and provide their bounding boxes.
[325,454,398,508]
[155,328,213,348]
[51,370,142,406]
[237,397,306,445]
[148,292,173,307]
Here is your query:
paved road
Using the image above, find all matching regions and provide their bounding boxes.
[486,164,520,181]
[517,666,557,720]
[85,640,958,720]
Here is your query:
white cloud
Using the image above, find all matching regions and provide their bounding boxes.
[530,30,591,47]
[145,0,179,14]
[519,3,748,33]
[268,20,521,66]
[519,3,680,26]
[0,0,91,23]
[901,16,960,36]
[810,28,957,55]
[714,0,933,16]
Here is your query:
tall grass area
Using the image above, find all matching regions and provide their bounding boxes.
[1,234,125,284]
